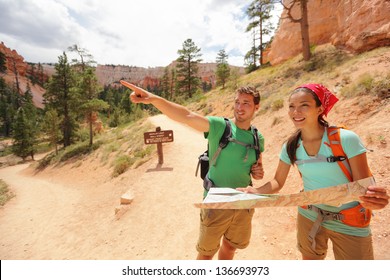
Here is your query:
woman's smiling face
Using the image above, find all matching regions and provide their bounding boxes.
[288,90,323,129]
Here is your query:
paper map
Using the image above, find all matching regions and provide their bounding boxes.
[194,177,375,209]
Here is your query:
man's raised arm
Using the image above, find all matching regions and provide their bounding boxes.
[121,81,209,132]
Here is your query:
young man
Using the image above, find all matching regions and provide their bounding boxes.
[121,81,265,260]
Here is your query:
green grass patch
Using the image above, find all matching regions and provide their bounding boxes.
[340,72,390,98]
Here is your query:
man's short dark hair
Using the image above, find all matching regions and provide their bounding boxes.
[236,86,260,105]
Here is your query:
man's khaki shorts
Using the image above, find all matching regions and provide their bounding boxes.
[196,208,255,256]
[297,213,373,260]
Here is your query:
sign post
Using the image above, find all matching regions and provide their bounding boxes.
[144,127,174,164]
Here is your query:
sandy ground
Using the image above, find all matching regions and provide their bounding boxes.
[0,107,389,260]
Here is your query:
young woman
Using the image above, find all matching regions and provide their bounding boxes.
[239,83,389,260]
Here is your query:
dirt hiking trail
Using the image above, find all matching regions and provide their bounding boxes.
[0,114,389,260]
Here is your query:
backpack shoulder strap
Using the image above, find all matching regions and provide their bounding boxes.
[210,119,261,166]
[210,118,232,166]
[219,117,232,149]
[326,126,353,182]
[250,125,260,161]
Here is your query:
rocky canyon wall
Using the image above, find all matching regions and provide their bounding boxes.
[267,0,390,65]
[0,42,45,108]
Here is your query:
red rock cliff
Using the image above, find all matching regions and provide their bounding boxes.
[0,42,27,76]
[267,0,390,65]
[0,42,46,108]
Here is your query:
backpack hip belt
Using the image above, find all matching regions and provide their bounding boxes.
[301,204,372,250]
[296,126,373,249]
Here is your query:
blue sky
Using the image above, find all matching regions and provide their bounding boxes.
[0,0,282,67]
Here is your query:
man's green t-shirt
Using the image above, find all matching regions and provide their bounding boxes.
[205,116,265,189]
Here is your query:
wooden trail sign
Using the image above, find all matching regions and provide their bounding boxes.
[144,128,174,144]
[144,127,174,164]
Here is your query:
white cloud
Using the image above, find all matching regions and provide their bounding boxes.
[0,0,280,68]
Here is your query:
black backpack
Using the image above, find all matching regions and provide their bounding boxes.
[195,117,261,180]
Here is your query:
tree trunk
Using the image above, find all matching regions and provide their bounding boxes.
[187,60,192,98]
[253,33,257,66]
[259,16,263,65]
[300,0,311,61]
[63,106,70,147]
[89,122,93,147]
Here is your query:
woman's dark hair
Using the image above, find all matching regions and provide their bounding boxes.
[286,87,329,165]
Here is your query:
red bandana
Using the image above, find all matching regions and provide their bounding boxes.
[296,83,339,116]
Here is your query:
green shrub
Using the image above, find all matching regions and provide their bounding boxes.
[373,73,390,100]
[0,144,13,157]
[340,73,386,98]
[358,73,375,92]
[37,151,57,170]
[59,141,102,162]
[134,145,154,159]
[75,127,90,142]
[112,155,135,177]
[283,66,301,79]
[0,179,14,206]
[272,116,283,127]
[272,99,284,111]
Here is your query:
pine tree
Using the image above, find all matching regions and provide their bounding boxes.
[120,88,132,115]
[176,39,202,99]
[68,46,108,147]
[0,51,7,74]
[28,63,37,85]
[67,44,96,71]
[160,67,170,99]
[215,49,230,89]
[229,68,240,90]
[43,109,61,155]
[12,107,36,160]
[14,85,39,159]
[170,68,177,100]
[245,0,275,71]
[44,52,78,147]
[22,83,38,121]
[0,78,20,137]
[37,63,45,86]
